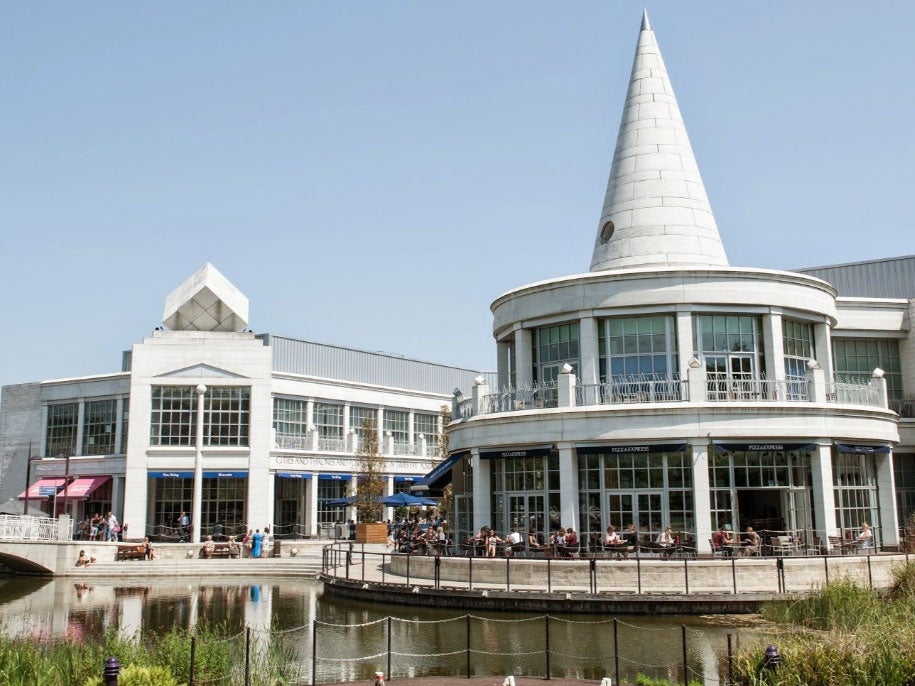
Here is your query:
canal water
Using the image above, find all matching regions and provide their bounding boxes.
[0,576,770,685]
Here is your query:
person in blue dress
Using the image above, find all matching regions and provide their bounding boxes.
[251,529,263,559]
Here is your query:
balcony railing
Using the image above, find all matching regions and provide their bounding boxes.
[0,514,66,541]
[483,382,559,413]
[891,399,915,418]
[577,374,685,405]
[455,369,886,419]
[706,374,809,402]
[275,434,310,450]
[318,437,346,452]
[828,377,881,407]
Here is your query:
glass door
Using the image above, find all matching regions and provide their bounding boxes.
[729,354,756,399]
[608,492,666,542]
[507,494,546,549]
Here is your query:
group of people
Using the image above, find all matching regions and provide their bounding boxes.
[77,511,122,541]
[712,525,762,556]
[388,516,449,555]
[240,527,272,558]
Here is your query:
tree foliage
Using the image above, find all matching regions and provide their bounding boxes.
[355,417,385,522]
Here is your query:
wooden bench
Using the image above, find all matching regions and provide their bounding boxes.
[117,544,147,561]
[202,542,239,558]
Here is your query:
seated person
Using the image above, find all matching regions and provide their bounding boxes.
[604,525,622,547]
[742,527,761,555]
[142,537,154,560]
[485,528,503,557]
[656,527,675,557]
[549,527,567,552]
[712,526,735,555]
[227,535,240,558]
[527,529,548,552]
[203,535,216,558]
[855,522,873,549]
[562,528,579,556]
[623,524,639,555]
[75,550,96,567]
[505,527,523,556]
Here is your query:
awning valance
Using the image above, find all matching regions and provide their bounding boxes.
[480,447,552,460]
[17,477,66,500]
[714,442,817,453]
[836,443,892,454]
[415,452,466,492]
[57,476,110,501]
[276,471,312,479]
[577,442,687,456]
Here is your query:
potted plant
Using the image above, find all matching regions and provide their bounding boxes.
[354,418,388,543]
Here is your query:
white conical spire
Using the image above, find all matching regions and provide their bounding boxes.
[590,11,728,272]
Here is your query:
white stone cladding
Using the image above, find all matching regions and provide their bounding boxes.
[590,11,728,271]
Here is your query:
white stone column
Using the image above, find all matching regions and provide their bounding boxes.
[376,407,384,447]
[813,321,834,384]
[691,439,712,553]
[763,312,785,383]
[40,404,48,457]
[579,317,599,387]
[307,475,318,537]
[686,358,706,403]
[810,443,837,546]
[873,369,889,409]
[418,434,428,457]
[496,340,512,390]
[309,425,319,451]
[514,328,533,389]
[558,364,576,407]
[807,364,828,402]
[407,411,415,451]
[877,451,900,548]
[470,449,491,532]
[385,476,395,522]
[900,300,915,401]
[342,404,351,437]
[472,376,490,415]
[305,399,314,432]
[192,384,206,544]
[675,311,694,381]
[558,445,579,532]
[385,431,395,456]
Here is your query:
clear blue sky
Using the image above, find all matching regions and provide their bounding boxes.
[2,2,914,390]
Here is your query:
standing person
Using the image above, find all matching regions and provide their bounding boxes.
[106,512,120,542]
[251,529,263,559]
[242,529,253,557]
[178,511,190,541]
[261,526,272,558]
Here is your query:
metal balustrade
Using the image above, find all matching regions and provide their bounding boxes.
[0,514,67,541]
[317,437,345,452]
[706,374,809,402]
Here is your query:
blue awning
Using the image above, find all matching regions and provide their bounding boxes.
[714,442,817,453]
[836,443,892,454]
[480,447,552,460]
[394,475,418,482]
[204,471,247,478]
[148,471,193,479]
[577,442,687,455]
[277,472,312,479]
[415,452,466,492]
[318,473,352,480]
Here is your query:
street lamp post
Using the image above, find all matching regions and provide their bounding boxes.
[192,384,207,545]
[61,453,71,517]
[22,441,36,516]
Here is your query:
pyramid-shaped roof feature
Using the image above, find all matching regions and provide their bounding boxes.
[163,263,249,332]
[590,10,729,271]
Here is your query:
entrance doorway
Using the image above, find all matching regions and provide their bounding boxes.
[507,495,546,547]
[737,489,784,532]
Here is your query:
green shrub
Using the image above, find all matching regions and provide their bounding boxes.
[84,664,183,686]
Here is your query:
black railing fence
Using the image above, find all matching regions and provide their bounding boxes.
[100,614,755,685]
[322,541,891,597]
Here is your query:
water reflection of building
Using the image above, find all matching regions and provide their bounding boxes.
[438,12,914,554]
[0,262,488,542]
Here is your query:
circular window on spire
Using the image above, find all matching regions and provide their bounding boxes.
[600,221,615,244]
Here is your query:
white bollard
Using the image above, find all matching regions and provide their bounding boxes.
[502,677,516,686]
[374,671,385,686]
[600,678,613,686]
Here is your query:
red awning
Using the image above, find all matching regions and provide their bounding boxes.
[17,477,66,500]
[57,476,111,501]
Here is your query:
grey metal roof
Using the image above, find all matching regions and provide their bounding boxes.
[795,255,915,299]
[258,334,495,396]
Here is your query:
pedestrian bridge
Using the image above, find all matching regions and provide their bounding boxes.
[0,513,81,575]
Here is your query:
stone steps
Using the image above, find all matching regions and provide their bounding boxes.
[66,553,324,578]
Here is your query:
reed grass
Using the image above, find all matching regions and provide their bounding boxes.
[0,623,294,686]
[732,562,915,685]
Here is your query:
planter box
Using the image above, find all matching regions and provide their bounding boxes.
[356,522,388,544]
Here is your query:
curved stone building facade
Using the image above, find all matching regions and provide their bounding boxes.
[442,13,912,554]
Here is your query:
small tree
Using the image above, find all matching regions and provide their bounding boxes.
[437,405,453,521]
[355,417,385,522]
